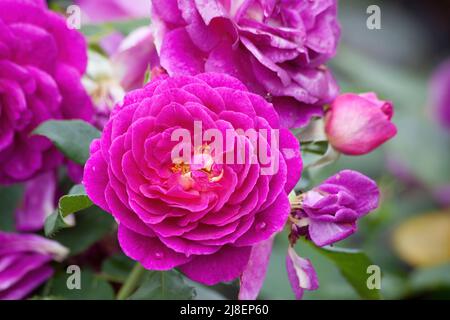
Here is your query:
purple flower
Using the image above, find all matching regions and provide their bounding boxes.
[15,171,57,232]
[150,0,341,128]
[83,73,302,285]
[324,92,397,155]
[0,0,93,184]
[286,246,318,299]
[0,232,68,300]
[291,170,380,247]
[76,0,158,92]
[430,59,450,131]
[112,27,160,91]
[76,0,150,23]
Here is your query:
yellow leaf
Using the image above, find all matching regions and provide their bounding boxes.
[393,211,450,267]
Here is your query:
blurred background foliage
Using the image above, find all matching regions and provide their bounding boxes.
[272,0,450,300]
[2,0,449,300]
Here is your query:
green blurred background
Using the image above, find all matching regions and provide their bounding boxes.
[260,0,450,300]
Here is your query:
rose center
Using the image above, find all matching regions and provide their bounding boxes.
[171,146,224,190]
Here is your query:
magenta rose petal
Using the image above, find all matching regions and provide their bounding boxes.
[0,231,68,300]
[235,193,290,247]
[0,264,53,300]
[286,247,319,300]
[160,28,205,76]
[15,171,57,232]
[118,225,191,270]
[238,237,274,300]
[179,245,252,286]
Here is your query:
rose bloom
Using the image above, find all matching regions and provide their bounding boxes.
[84,73,302,285]
[0,232,68,300]
[325,93,397,155]
[150,0,340,128]
[0,0,93,184]
[291,170,380,247]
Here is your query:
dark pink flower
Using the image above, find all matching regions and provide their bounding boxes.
[150,0,341,128]
[0,232,68,300]
[83,73,302,285]
[291,170,379,247]
[0,0,93,184]
[325,92,397,155]
[430,59,450,131]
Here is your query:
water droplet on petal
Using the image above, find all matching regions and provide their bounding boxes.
[155,251,164,259]
[257,222,267,230]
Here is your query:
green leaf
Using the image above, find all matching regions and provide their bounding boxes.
[0,185,23,231]
[44,269,114,300]
[59,185,93,216]
[52,206,115,256]
[44,211,70,237]
[44,184,93,237]
[311,245,382,300]
[101,254,136,283]
[33,120,100,165]
[129,270,196,300]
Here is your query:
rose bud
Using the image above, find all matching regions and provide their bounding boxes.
[324,92,397,155]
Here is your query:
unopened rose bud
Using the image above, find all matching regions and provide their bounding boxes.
[325,92,397,155]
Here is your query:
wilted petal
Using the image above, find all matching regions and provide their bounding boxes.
[285,246,318,299]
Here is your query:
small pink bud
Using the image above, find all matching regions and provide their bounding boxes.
[325,92,397,155]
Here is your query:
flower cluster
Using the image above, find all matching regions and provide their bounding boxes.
[0,0,401,301]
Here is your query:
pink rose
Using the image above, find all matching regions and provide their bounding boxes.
[325,93,397,155]
[83,73,302,285]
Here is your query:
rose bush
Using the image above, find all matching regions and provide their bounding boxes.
[84,72,301,285]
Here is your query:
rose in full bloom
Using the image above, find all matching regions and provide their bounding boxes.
[0,0,93,184]
[290,170,379,247]
[324,93,397,155]
[84,73,302,285]
[430,59,450,131]
[150,0,341,128]
[0,232,68,300]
